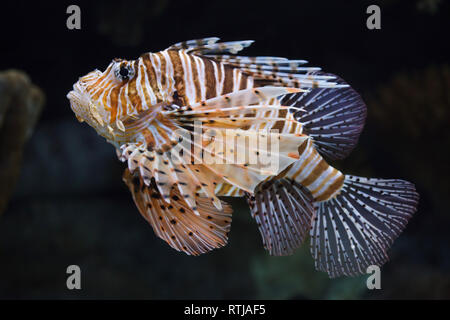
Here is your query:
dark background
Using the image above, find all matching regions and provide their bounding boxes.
[0,0,449,299]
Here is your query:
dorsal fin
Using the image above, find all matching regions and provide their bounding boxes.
[167,37,254,55]
[282,74,367,160]
[167,38,347,89]
[205,55,345,89]
[166,37,220,50]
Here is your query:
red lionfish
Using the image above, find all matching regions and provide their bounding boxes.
[67,38,419,278]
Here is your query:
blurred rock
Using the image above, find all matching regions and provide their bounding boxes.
[0,70,44,215]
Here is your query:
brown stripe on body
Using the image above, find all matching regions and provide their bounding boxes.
[91,81,108,101]
[119,86,128,118]
[155,52,167,94]
[300,158,328,186]
[127,72,141,113]
[239,72,249,90]
[109,85,121,122]
[221,64,235,95]
[286,140,345,202]
[290,143,316,180]
[188,55,202,103]
[139,64,152,109]
[101,86,112,112]
[310,169,336,196]
[167,50,187,105]
[142,53,161,102]
[315,174,344,202]
[87,64,113,95]
[202,57,217,99]
[297,139,309,155]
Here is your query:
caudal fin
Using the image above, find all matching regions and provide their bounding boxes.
[310,175,419,278]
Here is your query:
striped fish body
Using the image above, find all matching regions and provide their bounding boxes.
[68,38,419,278]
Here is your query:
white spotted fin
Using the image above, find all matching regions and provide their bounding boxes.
[123,169,232,256]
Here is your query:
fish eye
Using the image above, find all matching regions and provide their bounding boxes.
[114,63,134,81]
[119,67,129,78]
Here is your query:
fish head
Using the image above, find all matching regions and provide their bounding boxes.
[67,58,158,144]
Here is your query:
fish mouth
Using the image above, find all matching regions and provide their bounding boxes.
[67,82,93,123]
[67,90,81,112]
[67,82,88,105]
[67,69,102,115]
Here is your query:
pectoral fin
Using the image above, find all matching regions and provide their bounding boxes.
[123,169,233,256]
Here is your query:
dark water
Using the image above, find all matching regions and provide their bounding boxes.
[0,0,449,299]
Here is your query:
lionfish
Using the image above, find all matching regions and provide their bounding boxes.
[67,38,418,278]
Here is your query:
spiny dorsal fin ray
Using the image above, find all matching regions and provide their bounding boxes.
[205,55,307,66]
[203,53,346,89]
[187,40,254,55]
[166,38,343,88]
[167,37,254,55]
[167,37,220,50]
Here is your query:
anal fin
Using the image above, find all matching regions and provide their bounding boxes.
[246,178,315,256]
[123,169,233,256]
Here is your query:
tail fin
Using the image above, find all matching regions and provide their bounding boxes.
[310,175,419,278]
